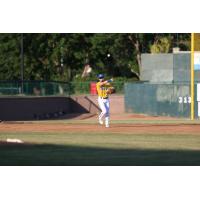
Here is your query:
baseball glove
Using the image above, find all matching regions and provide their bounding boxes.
[107,87,115,94]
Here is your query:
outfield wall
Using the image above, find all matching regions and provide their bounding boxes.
[125,83,198,118]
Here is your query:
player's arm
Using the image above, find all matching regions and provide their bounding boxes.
[99,78,113,86]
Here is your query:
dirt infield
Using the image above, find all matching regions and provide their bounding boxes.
[0,114,200,134]
[0,123,200,134]
[1,113,200,166]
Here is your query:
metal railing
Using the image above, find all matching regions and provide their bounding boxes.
[0,81,70,96]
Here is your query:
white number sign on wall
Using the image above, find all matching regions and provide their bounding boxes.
[178,96,191,104]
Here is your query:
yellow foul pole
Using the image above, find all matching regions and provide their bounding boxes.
[191,33,194,120]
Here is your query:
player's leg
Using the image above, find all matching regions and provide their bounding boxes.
[98,97,107,125]
[104,99,110,128]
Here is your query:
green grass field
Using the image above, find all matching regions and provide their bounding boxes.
[1,118,200,166]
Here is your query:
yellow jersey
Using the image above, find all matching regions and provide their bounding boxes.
[96,81,111,98]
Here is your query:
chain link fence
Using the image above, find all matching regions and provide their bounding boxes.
[0,80,126,96]
[0,81,70,96]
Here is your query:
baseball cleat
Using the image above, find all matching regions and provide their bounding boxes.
[105,124,109,128]
[99,119,103,125]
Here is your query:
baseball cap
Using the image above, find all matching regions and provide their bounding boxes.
[97,74,104,79]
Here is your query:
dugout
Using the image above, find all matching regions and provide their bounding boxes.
[0,96,101,121]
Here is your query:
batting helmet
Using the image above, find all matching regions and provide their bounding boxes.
[97,74,104,79]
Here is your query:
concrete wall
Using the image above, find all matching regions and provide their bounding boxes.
[0,97,71,121]
[141,54,173,83]
[70,95,100,114]
[173,53,190,83]
[0,95,124,121]
[141,53,200,83]
[87,95,125,114]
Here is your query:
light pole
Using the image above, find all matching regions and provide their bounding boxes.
[20,33,24,94]
[177,33,179,47]
[191,33,194,120]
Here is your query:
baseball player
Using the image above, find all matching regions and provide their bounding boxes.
[96,74,114,128]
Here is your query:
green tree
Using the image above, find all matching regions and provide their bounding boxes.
[0,33,191,81]
[89,33,140,78]
[0,34,21,80]
[150,37,171,53]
